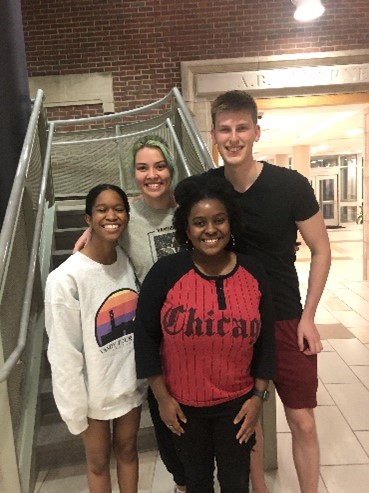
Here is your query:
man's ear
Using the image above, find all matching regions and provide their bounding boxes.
[254,124,261,143]
[210,126,216,144]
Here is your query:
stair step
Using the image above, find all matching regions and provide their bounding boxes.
[36,421,85,470]
[40,375,153,426]
[40,377,58,417]
[52,250,72,269]
[56,209,86,229]
[36,417,157,470]
[55,195,86,206]
[54,227,87,251]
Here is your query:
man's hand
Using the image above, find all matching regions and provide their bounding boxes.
[73,227,91,253]
[297,318,323,355]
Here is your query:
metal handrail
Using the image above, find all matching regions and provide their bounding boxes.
[0,87,213,382]
[50,90,173,126]
[49,87,214,171]
[52,120,168,146]
[172,86,214,169]
[51,87,214,176]
[166,117,191,177]
[0,89,51,382]
[0,89,44,293]
[0,122,54,382]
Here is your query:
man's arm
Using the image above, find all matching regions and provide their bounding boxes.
[296,210,331,355]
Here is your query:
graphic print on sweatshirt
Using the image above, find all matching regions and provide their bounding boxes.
[95,288,138,351]
[148,226,180,263]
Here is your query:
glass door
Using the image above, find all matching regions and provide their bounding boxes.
[313,175,339,227]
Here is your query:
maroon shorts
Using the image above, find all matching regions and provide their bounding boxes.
[274,319,318,409]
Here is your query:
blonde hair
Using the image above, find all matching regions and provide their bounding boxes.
[130,135,176,184]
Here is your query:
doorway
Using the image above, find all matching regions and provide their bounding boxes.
[311,174,339,227]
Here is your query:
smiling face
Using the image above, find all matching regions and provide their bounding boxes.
[85,189,129,243]
[134,146,172,207]
[211,110,260,168]
[186,198,231,258]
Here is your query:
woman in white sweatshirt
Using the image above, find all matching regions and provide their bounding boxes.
[45,184,146,493]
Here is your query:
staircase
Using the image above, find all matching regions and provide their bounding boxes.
[0,87,213,492]
[36,198,155,471]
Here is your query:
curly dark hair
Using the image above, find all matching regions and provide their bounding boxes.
[173,174,243,248]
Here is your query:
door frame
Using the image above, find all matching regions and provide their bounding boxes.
[311,172,339,227]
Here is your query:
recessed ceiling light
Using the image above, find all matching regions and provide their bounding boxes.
[311,144,330,153]
[345,128,363,137]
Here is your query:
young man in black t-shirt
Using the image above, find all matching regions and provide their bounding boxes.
[208,90,331,493]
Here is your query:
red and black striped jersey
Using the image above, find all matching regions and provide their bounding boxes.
[135,251,275,407]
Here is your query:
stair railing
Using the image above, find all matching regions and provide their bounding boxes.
[0,88,54,493]
[0,85,215,380]
[48,86,214,198]
[0,86,214,493]
[0,89,50,382]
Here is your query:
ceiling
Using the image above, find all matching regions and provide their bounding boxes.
[253,103,366,161]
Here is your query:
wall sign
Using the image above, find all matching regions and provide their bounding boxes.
[196,63,369,95]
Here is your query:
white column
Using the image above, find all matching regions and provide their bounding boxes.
[291,145,311,246]
[291,145,311,180]
[274,154,289,168]
[191,100,213,160]
[364,108,369,280]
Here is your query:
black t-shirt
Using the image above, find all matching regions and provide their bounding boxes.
[207,162,319,320]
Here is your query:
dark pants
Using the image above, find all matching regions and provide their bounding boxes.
[147,387,186,486]
[173,393,255,493]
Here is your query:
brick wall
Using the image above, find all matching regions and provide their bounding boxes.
[46,103,104,121]
[21,0,369,115]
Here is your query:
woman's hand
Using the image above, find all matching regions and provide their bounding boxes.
[233,396,262,444]
[73,227,92,253]
[148,375,186,435]
[158,394,187,436]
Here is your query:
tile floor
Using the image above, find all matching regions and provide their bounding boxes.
[35,225,369,492]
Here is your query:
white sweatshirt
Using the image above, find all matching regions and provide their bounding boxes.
[45,248,146,435]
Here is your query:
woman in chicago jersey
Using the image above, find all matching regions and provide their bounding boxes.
[134,175,275,493]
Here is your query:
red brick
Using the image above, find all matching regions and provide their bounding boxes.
[21,0,369,119]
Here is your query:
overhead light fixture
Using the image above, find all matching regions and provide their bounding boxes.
[291,0,325,22]
[345,127,363,138]
[311,144,330,153]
